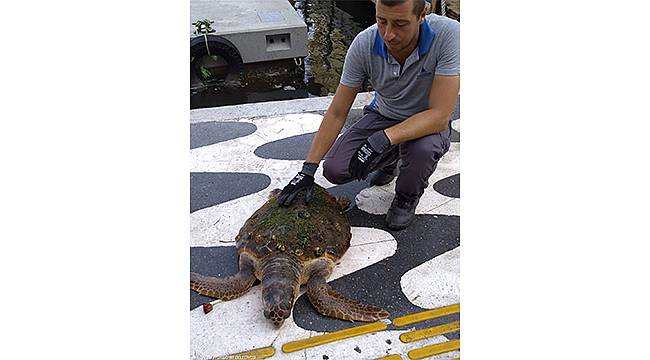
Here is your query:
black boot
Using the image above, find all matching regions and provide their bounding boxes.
[386,193,420,230]
[369,169,397,186]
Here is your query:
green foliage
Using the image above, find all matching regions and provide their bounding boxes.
[200,66,212,79]
[256,186,336,253]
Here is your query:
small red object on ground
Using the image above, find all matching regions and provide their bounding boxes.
[202,303,213,314]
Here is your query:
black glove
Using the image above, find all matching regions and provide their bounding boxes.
[349,130,394,180]
[278,162,318,207]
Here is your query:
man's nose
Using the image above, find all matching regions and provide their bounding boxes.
[384,25,396,42]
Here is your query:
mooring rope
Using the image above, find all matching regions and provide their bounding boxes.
[192,19,215,56]
[203,33,211,56]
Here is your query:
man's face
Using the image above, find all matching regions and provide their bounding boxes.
[376,0,425,55]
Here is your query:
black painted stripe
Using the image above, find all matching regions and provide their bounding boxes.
[190,121,257,149]
[254,132,316,160]
[190,246,241,310]
[433,173,460,199]
[190,172,271,213]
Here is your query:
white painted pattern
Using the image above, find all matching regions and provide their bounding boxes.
[401,247,460,309]
[190,92,375,124]
[190,112,461,359]
[191,297,459,360]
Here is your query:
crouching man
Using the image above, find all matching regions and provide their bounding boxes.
[278,0,459,230]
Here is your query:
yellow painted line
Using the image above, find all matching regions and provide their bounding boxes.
[392,303,460,327]
[407,339,460,360]
[374,355,403,360]
[399,321,460,343]
[282,321,388,353]
[219,346,275,359]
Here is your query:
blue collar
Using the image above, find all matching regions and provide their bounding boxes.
[373,18,436,60]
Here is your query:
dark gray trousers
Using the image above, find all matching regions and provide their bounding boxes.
[322,106,451,200]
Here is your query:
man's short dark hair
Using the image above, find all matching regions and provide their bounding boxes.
[378,0,426,16]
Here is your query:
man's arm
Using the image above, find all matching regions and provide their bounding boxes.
[277,84,359,206]
[384,74,460,145]
[305,84,360,164]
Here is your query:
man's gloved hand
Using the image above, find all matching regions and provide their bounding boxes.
[349,130,394,180]
[278,162,318,207]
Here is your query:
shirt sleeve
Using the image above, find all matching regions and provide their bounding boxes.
[339,32,367,88]
[435,20,460,76]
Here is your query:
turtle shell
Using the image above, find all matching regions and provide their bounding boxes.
[235,185,351,262]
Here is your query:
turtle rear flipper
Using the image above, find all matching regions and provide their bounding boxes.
[190,255,257,301]
[306,274,389,322]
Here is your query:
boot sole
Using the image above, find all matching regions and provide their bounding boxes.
[385,215,414,230]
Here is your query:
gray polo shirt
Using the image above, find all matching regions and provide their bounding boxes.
[340,14,460,121]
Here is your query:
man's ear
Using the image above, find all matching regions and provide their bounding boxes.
[422,1,431,19]
[419,9,426,23]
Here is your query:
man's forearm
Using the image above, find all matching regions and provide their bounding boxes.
[305,111,347,164]
[384,108,451,145]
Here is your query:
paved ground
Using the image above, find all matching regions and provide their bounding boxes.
[189,93,460,359]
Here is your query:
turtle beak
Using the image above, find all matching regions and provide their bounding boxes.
[262,285,294,327]
[264,305,289,327]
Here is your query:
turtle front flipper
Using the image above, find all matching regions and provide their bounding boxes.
[190,254,257,301]
[306,263,390,322]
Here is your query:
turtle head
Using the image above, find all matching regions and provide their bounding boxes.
[262,282,295,327]
[261,255,300,327]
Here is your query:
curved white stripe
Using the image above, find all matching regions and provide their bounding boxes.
[401,247,460,309]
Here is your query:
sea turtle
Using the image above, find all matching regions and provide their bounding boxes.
[190,185,390,327]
